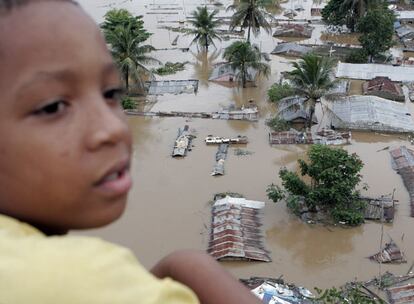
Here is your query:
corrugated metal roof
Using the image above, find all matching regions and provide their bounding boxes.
[387,284,414,303]
[336,63,414,82]
[330,96,414,133]
[208,196,271,262]
[146,80,199,95]
[397,10,414,20]
[271,43,311,56]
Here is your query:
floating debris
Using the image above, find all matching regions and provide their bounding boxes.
[211,143,228,176]
[369,241,406,264]
[172,125,195,157]
[390,146,414,216]
[207,196,271,262]
[205,135,248,145]
[126,105,259,122]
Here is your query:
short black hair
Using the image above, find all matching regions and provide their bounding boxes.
[0,0,77,12]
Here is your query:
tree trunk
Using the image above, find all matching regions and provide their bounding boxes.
[242,65,247,88]
[125,68,129,94]
[247,23,251,43]
[307,98,316,129]
[205,35,209,52]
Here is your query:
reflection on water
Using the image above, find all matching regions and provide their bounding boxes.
[78,0,414,289]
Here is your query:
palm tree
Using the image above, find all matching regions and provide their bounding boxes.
[106,24,160,93]
[227,0,274,43]
[286,53,336,128]
[186,6,222,52]
[223,41,270,88]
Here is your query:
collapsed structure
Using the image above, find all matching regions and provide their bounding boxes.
[207,196,271,262]
[172,125,194,157]
[273,24,313,38]
[362,77,405,102]
[145,79,199,95]
[211,144,228,176]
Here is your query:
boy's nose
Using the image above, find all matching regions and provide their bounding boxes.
[84,97,130,151]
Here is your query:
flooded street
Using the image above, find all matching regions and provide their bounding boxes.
[78,0,414,289]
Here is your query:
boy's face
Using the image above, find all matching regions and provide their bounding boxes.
[0,2,133,230]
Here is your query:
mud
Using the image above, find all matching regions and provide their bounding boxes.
[77,0,414,290]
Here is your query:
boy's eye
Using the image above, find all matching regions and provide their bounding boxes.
[103,88,124,103]
[32,100,68,116]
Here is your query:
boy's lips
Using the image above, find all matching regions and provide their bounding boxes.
[93,159,132,197]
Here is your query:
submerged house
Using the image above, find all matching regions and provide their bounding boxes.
[273,24,313,38]
[209,63,258,85]
[336,62,414,82]
[207,196,271,262]
[330,96,414,133]
[277,96,318,124]
[145,80,199,95]
[271,42,311,57]
[362,77,405,102]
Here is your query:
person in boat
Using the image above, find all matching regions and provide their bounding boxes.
[0,1,260,303]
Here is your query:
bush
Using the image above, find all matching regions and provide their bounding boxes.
[153,61,187,76]
[267,83,295,102]
[121,96,136,110]
[268,145,366,226]
[345,49,368,63]
[265,117,291,132]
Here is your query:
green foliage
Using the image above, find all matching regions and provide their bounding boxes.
[102,9,150,44]
[267,83,295,102]
[286,195,302,216]
[101,9,159,93]
[268,145,366,226]
[322,0,383,32]
[266,184,285,202]
[357,8,395,60]
[265,117,291,132]
[321,0,349,28]
[223,41,270,88]
[153,62,188,75]
[121,96,136,110]
[315,284,385,303]
[227,0,274,42]
[186,6,222,51]
[286,53,336,127]
[345,49,368,63]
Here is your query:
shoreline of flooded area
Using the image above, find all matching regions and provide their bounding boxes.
[77,0,414,290]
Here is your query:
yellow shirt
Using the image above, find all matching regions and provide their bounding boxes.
[0,214,199,304]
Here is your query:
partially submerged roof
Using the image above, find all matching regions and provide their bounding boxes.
[396,10,414,21]
[208,196,271,262]
[273,24,313,38]
[209,63,258,83]
[330,95,414,133]
[271,42,312,56]
[277,96,318,124]
[146,80,199,95]
[336,63,414,82]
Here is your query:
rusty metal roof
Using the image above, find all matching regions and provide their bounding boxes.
[387,284,414,304]
[207,196,271,262]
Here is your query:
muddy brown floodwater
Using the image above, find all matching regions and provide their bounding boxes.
[77,0,414,289]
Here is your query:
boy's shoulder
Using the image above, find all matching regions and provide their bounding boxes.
[0,214,199,304]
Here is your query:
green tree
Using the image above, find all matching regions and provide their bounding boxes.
[227,0,274,42]
[322,0,382,32]
[102,9,159,94]
[223,41,270,88]
[106,24,159,93]
[186,6,222,52]
[286,53,336,128]
[267,145,366,226]
[357,8,395,62]
[102,9,150,44]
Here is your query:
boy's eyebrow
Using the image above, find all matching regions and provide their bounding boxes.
[17,62,120,93]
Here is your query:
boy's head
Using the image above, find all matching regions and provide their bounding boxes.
[0,0,132,232]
